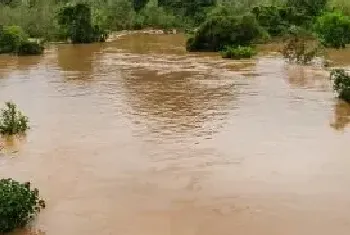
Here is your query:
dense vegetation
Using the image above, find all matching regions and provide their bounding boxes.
[0,0,349,47]
[0,0,218,41]
[315,11,350,48]
[0,25,44,55]
[0,102,29,135]
[186,0,350,56]
[0,178,45,233]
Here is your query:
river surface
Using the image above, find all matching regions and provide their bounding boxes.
[1,34,350,235]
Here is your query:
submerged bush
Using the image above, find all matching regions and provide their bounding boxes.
[0,102,29,135]
[186,14,264,52]
[282,27,323,64]
[331,69,350,102]
[221,45,257,59]
[18,41,44,55]
[0,178,45,233]
[315,11,350,48]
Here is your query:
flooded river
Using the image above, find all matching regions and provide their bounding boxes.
[1,34,350,235]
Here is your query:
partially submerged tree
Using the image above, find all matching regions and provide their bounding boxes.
[58,3,107,43]
[0,102,29,135]
[331,69,350,102]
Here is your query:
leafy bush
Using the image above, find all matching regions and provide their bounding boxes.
[186,14,265,52]
[315,11,350,48]
[0,178,45,233]
[0,25,27,53]
[331,69,350,102]
[221,45,257,59]
[0,102,29,135]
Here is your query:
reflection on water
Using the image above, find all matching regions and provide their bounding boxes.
[0,54,42,78]
[12,229,45,235]
[0,34,350,235]
[56,43,105,79]
[123,69,237,138]
[286,64,330,91]
[331,100,350,130]
[107,34,186,54]
[0,134,26,154]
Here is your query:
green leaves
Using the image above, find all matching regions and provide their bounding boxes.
[221,45,257,59]
[315,11,350,48]
[0,102,29,135]
[0,178,45,233]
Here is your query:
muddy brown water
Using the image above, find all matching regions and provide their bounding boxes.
[1,34,350,235]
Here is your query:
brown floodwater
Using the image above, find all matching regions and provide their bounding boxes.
[1,34,350,235]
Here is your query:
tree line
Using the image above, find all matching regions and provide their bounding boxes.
[0,0,349,41]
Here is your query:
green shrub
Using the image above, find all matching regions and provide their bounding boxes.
[0,178,45,233]
[186,14,265,52]
[315,11,350,48]
[221,45,257,59]
[0,102,29,135]
[0,25,27,53]
[331,69,350,102]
